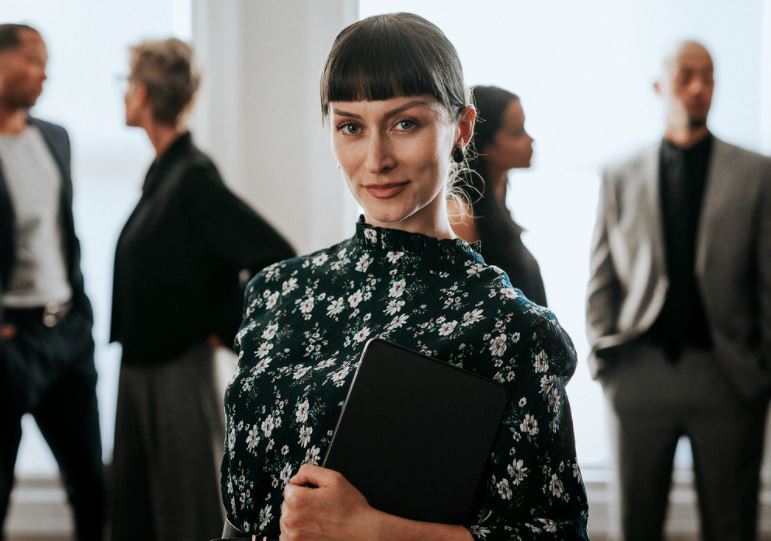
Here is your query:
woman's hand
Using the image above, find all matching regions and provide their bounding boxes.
[207,334,224,349]
[0,324,15,340]
[280,464,380,541]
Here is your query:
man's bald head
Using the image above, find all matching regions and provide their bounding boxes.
[655,40,714,132]
[662,41,713,77]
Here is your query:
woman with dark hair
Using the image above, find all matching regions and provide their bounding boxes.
[110,38,294,541]
[454,85,547,307]
[219,13,588,541]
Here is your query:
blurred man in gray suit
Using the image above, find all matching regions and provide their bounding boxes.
[587,41,771,541]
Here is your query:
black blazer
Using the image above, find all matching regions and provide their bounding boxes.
[110,132,295,366]
[0,117,93,324]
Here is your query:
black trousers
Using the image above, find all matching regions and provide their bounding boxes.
[602,341,768,541]
[0,307,105,541]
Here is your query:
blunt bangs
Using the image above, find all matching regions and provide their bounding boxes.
[320,13,466,120]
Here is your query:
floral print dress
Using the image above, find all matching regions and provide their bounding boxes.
[221,219,589,540]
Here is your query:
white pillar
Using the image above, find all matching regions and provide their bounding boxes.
[762,0,771,153]
[191,0,359,254]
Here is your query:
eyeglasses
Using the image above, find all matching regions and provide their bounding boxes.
[113,73,132,94]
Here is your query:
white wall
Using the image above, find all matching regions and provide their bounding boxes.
[191,0,360,256]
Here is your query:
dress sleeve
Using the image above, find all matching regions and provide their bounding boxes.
[179,161,296,273]
[464,309,589,540]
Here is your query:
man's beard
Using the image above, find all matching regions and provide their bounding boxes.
[0,89,39,110]
[688,117,707,130]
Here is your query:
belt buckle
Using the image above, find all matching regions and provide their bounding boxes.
[42,303,64,328]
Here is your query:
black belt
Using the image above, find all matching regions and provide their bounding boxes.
[3,302,72,328]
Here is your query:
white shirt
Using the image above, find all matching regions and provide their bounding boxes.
[0,125,72,307]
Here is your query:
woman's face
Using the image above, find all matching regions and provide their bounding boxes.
[330,95,472,235]
[482,99,533,171]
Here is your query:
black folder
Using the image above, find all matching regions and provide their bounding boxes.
[322,338,509,524]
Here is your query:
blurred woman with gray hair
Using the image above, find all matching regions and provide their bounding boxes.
[109,37,294,541]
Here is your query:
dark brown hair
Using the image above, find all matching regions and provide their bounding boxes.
[320,13,467,121]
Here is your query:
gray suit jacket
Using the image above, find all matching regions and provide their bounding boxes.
[586,137,771,400]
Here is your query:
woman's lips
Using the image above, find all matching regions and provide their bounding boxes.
[364,181,410,199]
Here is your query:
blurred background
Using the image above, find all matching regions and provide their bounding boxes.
[2,0,770,539]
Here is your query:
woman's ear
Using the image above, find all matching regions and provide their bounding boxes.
[456,105,476,150]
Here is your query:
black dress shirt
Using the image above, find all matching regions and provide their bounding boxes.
[110,132,295,366]
[648,134,713,358]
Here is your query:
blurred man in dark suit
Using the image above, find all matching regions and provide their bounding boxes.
[0,23,104,541]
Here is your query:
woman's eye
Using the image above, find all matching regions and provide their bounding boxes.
[339,123,361,135]
[395,119,417,131]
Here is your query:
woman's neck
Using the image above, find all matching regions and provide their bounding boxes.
[485,166,509,208]
[364,189,456,240]
[143,121,186,158]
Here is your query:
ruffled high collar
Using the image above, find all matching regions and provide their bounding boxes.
[353,216,484,269]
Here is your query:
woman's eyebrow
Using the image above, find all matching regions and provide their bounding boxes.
[331,100,431,120]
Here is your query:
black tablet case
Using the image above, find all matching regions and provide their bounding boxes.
[323,338,509,524]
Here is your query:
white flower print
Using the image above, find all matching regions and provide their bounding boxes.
[299,297,315,315]
[355,253,373,272]
[540,374,556,395]
[265,291,280,309]
[245,425,260,453]
[293,365,311,380]
[469,525,492,538]
[389,279,406,298]
[353,326,371,343]
[330,366,351,387]
[261,414,275,437]
[347,290,364,307]
[387,314,409,329]
[281,277,298,294]
[315,358,336,370]
[385,299,405,315]
[311,253,329,267]
[227,427,236,452]
[465,262,484,277]
[461,309,484,326]
[326,297,345,316]
[534,350,549,373]
[295,399,309,423]
[496,478,512,500]
[520,414,539,436]
[549,474,564,498]
[252,357,271,375]
[490,334,508,357]
[518,397,527,407]
[507,459,528,486]
[258,504,273,531]
[501,287,517,299]
[279,463,293,484]
[363,228,377,243]
[386,251,403,264]
[256,342,273,358]
[438,320,458,337]
[298,426,312,447]
[304,446,321,465]
[262,323,279,341]
[549,386,561,416]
